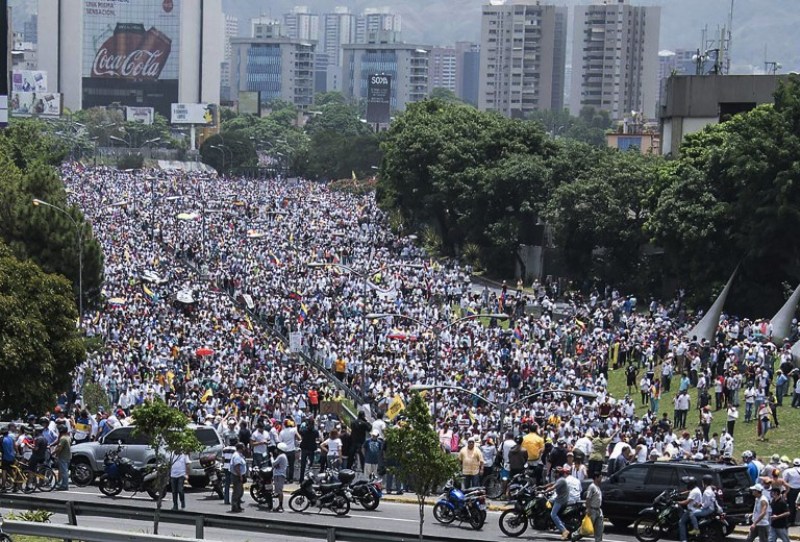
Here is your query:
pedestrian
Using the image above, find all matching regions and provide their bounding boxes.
[298,418,319,481]
[770,486,790,542]
[230,443,247,513]
[727,405,739,438]
[169,451,191,510]
[746,484,771,542]
[320,428,343,470]
[221,437,237,505]
[1,426,16,491]
[271,443,288,512]
[362,430,383,480]
[52,425,71,491]
[278,419,298,482]
[458,437,484,489]
[584,470,604,542]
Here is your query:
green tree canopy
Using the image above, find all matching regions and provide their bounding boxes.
[0,241,85,414]
[199,132,258,175]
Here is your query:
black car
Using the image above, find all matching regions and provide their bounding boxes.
[601,461,754,532]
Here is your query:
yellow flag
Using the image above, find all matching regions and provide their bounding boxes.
[352,170,357,181]
[387,394,405,420]
[200,388,213,403]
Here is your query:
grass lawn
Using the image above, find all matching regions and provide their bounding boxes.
[607,365,799,460]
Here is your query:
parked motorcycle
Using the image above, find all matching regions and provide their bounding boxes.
[498,483,585,537]
[250,465,279,510]
[432,482,487,530]
[633,488,726,542]
[198,454,224,500]
[317,469,382,510]
[288,470,352,516]
[98,446,166,501]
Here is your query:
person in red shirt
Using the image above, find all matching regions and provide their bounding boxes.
[308,388,319,416]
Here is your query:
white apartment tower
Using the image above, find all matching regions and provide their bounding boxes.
[478,0,568,118]
[570,0,661,119]
[283,6,319,42]
[322,7,355,66]
[220,14,239,101]
[355,8,401,44]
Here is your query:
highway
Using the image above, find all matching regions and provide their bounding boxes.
[1,486,755,542]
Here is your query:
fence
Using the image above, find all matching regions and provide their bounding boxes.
[0,495,457,542]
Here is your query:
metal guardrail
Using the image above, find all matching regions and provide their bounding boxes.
[0,494,458,542]
[2,519,204,542]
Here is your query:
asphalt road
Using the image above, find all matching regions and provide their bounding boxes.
[2,486,754,542]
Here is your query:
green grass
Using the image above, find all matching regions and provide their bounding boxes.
[607,365,799,460]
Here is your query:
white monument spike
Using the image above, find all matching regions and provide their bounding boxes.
[770,283,800,345]
[686,267,738,344]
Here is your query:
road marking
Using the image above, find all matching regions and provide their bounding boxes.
[60,490,152,502]
[350,513,417,523]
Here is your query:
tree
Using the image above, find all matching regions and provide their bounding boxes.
[384,393,460,542]
[199,132,258,175]
[0,241,85,414]
[132,400,202,535]
[428,88,464,104]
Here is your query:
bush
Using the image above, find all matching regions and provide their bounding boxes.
[117,153,144,170]
[83,382,111,413]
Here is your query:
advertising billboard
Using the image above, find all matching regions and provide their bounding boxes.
[171,103,216,125]
[82,0,181,118]
[11,70,47,93]
[366,74,391,124]
[126,106,154,124]
[10,92,61,117]
[238,91,260,116]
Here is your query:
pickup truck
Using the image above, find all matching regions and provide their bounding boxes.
[70,424,223,488]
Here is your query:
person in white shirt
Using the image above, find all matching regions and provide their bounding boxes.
[278,420,299,483]
[678,477,704,541]
[782,458,800,525]
[251,423,268,468]
[169,452,191,511]
[320,428,343,470]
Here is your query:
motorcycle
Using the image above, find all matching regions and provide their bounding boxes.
[317,469,382,510]
[499,483,585,537]
[432,482,487,530]
[249,465,279,510]
[98,446,166,501]
[0,516,10,542]
[198,454,224,500]
[288,470,353,516]
[633,489,726,542]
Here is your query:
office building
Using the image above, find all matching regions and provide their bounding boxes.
[251,17,283,39]
[321,7,355,67]
[355,8,401,44]
[570,0,660,119]
[37,0,223,116]
[478,0,567,118]
[341,40,429,113]
[455,41,480,106]
[230,37,315,111]
[23,14,37,44]
[283,6,319,42]
[11,32,37,71]
[428,46,457,93]
[220,14,238,102]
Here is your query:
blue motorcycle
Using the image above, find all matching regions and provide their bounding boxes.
[432,482,487,530]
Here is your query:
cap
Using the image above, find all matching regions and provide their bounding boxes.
[793,458,800,467]
[467,437,476,443]
[750,484,764,492]
[276,442,288,452]
[772,454,781,462]
[370,429,380,437]
[693,452,704,461]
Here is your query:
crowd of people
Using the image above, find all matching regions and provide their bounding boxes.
[3,165,800,523]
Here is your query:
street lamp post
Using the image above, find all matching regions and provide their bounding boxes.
[32,199,84,327]
[366,311,509,423]
[409,384,598,431]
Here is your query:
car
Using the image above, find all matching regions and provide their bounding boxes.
[70,424,222,488]
[601,461,754,532]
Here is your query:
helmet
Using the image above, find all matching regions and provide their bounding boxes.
[702,474,714,485]
[515,435,524,445]
[742,450,753,460]
[682,475,697,487]
[277,442,288,453]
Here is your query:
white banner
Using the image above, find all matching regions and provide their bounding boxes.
[10,92,61,117]
[289,331,303,353]
[171,103,214,125]
[11,70,48,93]
[126,106,154,124]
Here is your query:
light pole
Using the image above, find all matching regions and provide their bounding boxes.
[209,144,232,174]
[366,312,509,423]
[409,384,598,431]
[32,198,84,327]
[307,261,424,405]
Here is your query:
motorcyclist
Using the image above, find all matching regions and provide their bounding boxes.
[677,476,703,542]
[544,465,572,540]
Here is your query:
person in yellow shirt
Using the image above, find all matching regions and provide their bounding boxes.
[334,357,346,382]
[522,424,545,484]
[459,437,484,489]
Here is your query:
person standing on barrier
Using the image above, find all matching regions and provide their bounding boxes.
[230,443,247,513]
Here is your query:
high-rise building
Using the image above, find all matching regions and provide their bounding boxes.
[251,17,283,39]
[428,46,457,94]
[355,8,401,44]
[478,0,567,118]
[23,14,37,44]
[455,41,480,106]
[230,37,315,111]
[570,0,660,119]
[341,39,429,113]
[283,6,319,42]
[321,7,355,67]
[220,14,238,102]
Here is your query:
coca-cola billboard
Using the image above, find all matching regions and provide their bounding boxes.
[82,1,180,117]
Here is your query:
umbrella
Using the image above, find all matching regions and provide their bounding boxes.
[195,347,214,357]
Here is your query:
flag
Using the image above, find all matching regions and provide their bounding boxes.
[352,170,357,182]
[513,326,524,342]
[465,307,478,318]
[298,303,308,323]
[200,388,213,403]
[142,284,157,303]
[288,291,303,301]
[497,293,505,313]
[575,319,587,332]
[387,394,405,420]
[268,253,281,266]
[245,314,253,331]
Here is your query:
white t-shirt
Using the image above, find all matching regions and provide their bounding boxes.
[325,437,342,456]
[170,454,191,479]
[279,427,297,451]
[687,486,703,510]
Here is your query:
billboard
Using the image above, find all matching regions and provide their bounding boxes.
[126,106,154,124]
[366,74,391,124]
[238,91,260,115]
[82,0,181,118]
[171,103,216,125]
[11,70,47,93]
[10,92,61,117]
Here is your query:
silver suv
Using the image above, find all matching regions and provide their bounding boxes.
[70,424,222,488]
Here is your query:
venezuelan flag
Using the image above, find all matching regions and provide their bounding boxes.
[465,307,478,318]
[513,326,524,342]
[268,253,282,266]
[288,291,303,301]
[298,303,308,323]
[142,284,157,303]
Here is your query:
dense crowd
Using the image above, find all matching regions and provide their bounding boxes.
[4,166,800,500]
